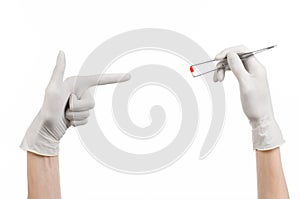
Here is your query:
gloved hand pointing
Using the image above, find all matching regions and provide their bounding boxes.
[213,45,284,150]
[20,51,131,156]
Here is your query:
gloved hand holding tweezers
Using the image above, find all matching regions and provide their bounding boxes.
[214,45,284,150]
[190,45,276,77]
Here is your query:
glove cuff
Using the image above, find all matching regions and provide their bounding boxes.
[250,116,285,151]
[20,113,60,156]
[20,135,60,156]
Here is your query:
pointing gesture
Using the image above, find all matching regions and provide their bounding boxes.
[20,51,131,156]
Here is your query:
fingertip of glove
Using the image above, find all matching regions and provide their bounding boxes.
[227,51,238,59]
[69,93,77,110]
[215,54,224,60]
[213,71,218,82]
[120,73,131,82]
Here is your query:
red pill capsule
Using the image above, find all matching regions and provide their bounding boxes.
[190,66,194,73]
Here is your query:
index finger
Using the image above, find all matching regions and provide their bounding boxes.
[66,73,131,98]
[86,73,131,87]
[76,73,131,91]
[215,45,263,74]
[215,45,249,60]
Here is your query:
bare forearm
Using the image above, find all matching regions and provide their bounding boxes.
[256,148,289,199]
[27,152,61,199]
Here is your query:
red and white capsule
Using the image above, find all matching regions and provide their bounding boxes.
[190,66,201,77]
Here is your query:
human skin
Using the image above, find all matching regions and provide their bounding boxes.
[25,48,289,198]
[256,148,289,199]
[27,152,61,199]
[23,51,130,198]
[214,45,289,198]
[26,149,289,199]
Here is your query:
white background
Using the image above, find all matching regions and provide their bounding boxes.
[1,0,299,198]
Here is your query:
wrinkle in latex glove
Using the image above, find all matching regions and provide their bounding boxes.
[20,51,131,156]
[214,45,284,150]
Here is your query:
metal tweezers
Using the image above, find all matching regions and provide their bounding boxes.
[190,45,276,77]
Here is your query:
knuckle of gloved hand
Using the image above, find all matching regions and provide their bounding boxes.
[227,51,236,57]
[64,76,76,85]
[69,98,79,112]
[71,120,77,127]
[77,111,89,120]
[82,119,88,125]
[64,76,77,91]
[66,110,73,119]
[238,44,249,50]
[65,114,72,121]
[226,52,237,62]
[87,99,95,109]
[84,110,90,118]
[216,61,224,68]
[72,119,88,127]
[69,100,74,112]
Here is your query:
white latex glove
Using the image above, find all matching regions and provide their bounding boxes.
[20,51,131,156]
[213,45,284,150]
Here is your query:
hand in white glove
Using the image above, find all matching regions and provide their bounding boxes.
[20,51,131,156]
[213,45,284,150]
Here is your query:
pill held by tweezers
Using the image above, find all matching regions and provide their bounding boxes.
[190,66,194,72]
[189,45,276,78]
[190,66,202,77]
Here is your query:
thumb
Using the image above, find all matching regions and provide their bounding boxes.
[49,51,66,84]
[227,52,249,81]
